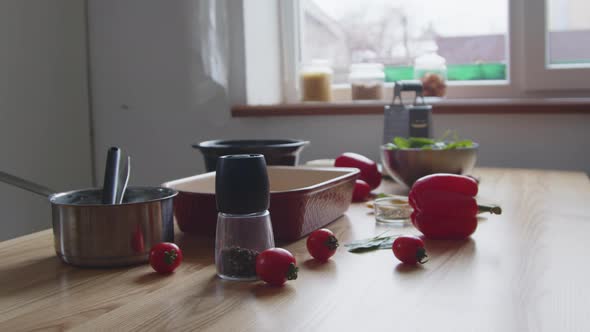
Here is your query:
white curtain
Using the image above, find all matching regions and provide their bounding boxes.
[190,0,228,104]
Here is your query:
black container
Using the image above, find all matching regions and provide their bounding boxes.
[215,154,269,214]
[193,139,309,172]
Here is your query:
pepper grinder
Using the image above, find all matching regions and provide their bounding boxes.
[215,154,275,281]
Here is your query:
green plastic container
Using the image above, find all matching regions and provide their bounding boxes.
[385,63,507,82]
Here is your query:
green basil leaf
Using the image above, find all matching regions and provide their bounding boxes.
[391,132,473,151]
[393,137,410,149]
[375,193,393,199]
[444,140,473,149]
[345,234,400,253]
[407,137,436,148]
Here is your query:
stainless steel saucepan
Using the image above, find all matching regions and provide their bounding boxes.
[0,171,177,267]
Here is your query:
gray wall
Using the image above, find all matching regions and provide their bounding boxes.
[0,1,93,240]
[88,1,590,189]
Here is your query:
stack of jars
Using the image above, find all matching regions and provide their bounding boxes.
[300,48,449,102]
[300,60,386,102]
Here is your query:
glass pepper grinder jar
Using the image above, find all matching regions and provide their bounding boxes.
[215,154,275,281]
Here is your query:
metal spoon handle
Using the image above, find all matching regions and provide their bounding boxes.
[0,171,55,197]
[102,147,121,204]
[116,156,130,204]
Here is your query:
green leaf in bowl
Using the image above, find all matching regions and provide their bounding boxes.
[388,133,474,151]
[407,137,436,148]
[444,140,473,149]
[393,137,411,149]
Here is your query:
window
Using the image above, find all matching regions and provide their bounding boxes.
[302,0,509,83]
[275,0,590,102]
[522,0,590,90]
[547,0,590,68]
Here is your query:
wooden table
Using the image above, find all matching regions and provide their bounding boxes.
[1,168,589,331]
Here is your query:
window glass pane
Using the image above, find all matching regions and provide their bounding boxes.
[547,0,590,67]
[302,0,508,83]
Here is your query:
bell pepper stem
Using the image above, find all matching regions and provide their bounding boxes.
[477,204,502,215]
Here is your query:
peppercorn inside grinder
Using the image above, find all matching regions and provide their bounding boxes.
[214,154,275,281]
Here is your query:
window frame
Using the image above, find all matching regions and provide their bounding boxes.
[278,0,590,104]
[278,0,302,104]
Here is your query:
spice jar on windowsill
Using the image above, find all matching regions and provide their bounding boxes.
[215,154,275,281]
[300,59,333,102]
[349,63,385,101]
[413,45,447,97]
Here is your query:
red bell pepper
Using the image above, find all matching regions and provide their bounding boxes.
[411,211,478,240]
[412,173,478,198]
[335,152,381,190]
[411,190,478,217]
[409,174,501,240]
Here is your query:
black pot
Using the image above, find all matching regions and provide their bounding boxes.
[193,139,310,172]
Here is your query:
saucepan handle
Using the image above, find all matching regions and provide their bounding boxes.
[0,171,55,197]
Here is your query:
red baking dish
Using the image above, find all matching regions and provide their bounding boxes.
[162,166,359,242]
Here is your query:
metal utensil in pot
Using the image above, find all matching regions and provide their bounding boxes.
[102,147,121,204]
[0,171,177,267]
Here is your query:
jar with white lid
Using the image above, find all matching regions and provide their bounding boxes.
[413,45,447,97]
[349,63,385,101]
[300,59,333,102]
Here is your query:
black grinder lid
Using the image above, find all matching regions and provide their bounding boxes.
[215,154,270,214]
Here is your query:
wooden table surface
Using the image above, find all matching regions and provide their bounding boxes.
[1,168,589,332]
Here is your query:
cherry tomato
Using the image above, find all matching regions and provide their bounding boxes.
[306,229,339,262]
[392,235,428,265]
[149,242,183,274]
[352,179,371,202]
[256,248,298,286]
[335,152,382,189]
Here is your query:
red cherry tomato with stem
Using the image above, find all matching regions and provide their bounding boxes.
[149,242,183,274]
[307,229,339,262]
[392,236,428,265]
[352,179,371,202]
[256,248,298,286]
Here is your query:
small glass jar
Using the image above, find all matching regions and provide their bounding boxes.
[413,45,447,97]
[349,63,385,101]
[300,59,333,102]
[215,211,274,281]
[374,196,413,225]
